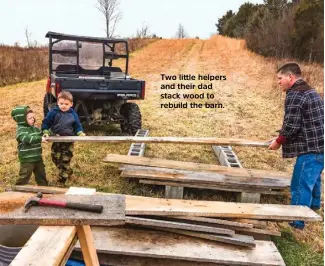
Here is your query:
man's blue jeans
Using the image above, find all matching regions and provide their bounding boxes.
[290,153,324,229]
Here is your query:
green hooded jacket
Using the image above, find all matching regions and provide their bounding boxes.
[11,106,43,163]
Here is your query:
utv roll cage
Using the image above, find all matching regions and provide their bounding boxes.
[45,31,129,77]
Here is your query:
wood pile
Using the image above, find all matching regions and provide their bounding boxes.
[1,187,321,266]
[104,154,291,195]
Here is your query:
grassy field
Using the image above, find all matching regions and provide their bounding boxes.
[0,35,323,265]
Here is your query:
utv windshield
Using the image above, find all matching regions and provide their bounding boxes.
[46,32,129,75]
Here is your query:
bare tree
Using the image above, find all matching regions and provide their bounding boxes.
[25,27,32,48]
[175,23,187,38]
[97,0,122,38]
[136,23,150,38]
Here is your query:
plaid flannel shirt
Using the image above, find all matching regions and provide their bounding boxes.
[279,79,324,158]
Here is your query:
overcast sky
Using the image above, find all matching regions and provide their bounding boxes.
[0,0,263,46]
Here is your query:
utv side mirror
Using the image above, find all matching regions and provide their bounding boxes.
[78,43,82,48]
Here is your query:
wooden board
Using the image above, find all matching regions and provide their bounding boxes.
[104,154,291,179]
[139,180,284,195]
[0,194,125,226]
[227,218,268,228]
[166,216,254,228]
[156,216,280,236]
[153,227,256,248]
[126,216,234,236]
[71,252,235,266]
[10,226,77,266]
[121,167,290,189]
[76,225,100,266]
[233,227,281,237]
[125,195,321,221]
[12,185,68,194]
[75,227,285,266]
[48,136,269,147]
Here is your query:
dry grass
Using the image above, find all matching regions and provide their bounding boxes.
[0,45,48,87]
[0,39,157,87]
[0,35,323,254]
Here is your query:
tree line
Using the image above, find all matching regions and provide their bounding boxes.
[216,0,324,63]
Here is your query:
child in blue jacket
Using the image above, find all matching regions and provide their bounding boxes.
[42,91,85,184]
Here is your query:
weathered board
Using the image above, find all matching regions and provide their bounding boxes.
[125,195,321,221]
[153,227,256,248]
[139,180,283,195]
[75,227,285,266]
[126,216,235,236]
[10,226,77,266]
[166,216,254,228]
[156,216,280,236]
[0,194,125,226]
[121,167,290,189]
[104,154,291,179]
[48,136,269,147]
[71,252,235,266]
[13,185,68,194]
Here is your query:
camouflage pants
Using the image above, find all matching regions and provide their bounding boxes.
[51,142,74,183]
[16,161,48,186]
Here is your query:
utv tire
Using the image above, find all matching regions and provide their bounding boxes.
[43,93,56,118]
[120,103,142,135]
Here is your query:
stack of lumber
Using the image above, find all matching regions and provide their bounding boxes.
[104,154,291,194]
[2,187,321,266]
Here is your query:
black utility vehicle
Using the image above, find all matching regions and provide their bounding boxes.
[44,31,144,135]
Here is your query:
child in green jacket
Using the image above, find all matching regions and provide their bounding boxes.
[11,106,48,186]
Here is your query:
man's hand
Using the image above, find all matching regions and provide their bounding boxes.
[268,140,281,150]
[41,136,48,143]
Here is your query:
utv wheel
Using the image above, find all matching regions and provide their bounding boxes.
[120,103,142,135]
[43,93,56,117]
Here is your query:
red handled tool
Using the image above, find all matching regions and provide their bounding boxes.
[24,192,103,213]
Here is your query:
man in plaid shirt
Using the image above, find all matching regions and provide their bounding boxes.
[269,63,324,229]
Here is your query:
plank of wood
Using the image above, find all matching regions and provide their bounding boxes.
[167,216,254,228]
[152,227,256,248]
[75,227,285,266]
[12,185,68,194]
[121,167,290,189]
[76,225,100,266]
[154,216,279,236]
[104,154,291,179]
[228,218,268,228]
[11,185,68,195]
[58,234,78,266]
[139,179,283,195]
[71,252,236,266]
[125,195,321,221]
[234,227,281,237]
[139,179,285,195]
[10,226,77,266]
[0,193,125,226]
[48,136,269,147]
[126,216,235,236]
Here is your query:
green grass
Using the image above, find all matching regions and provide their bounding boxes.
[273,228,324,266]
